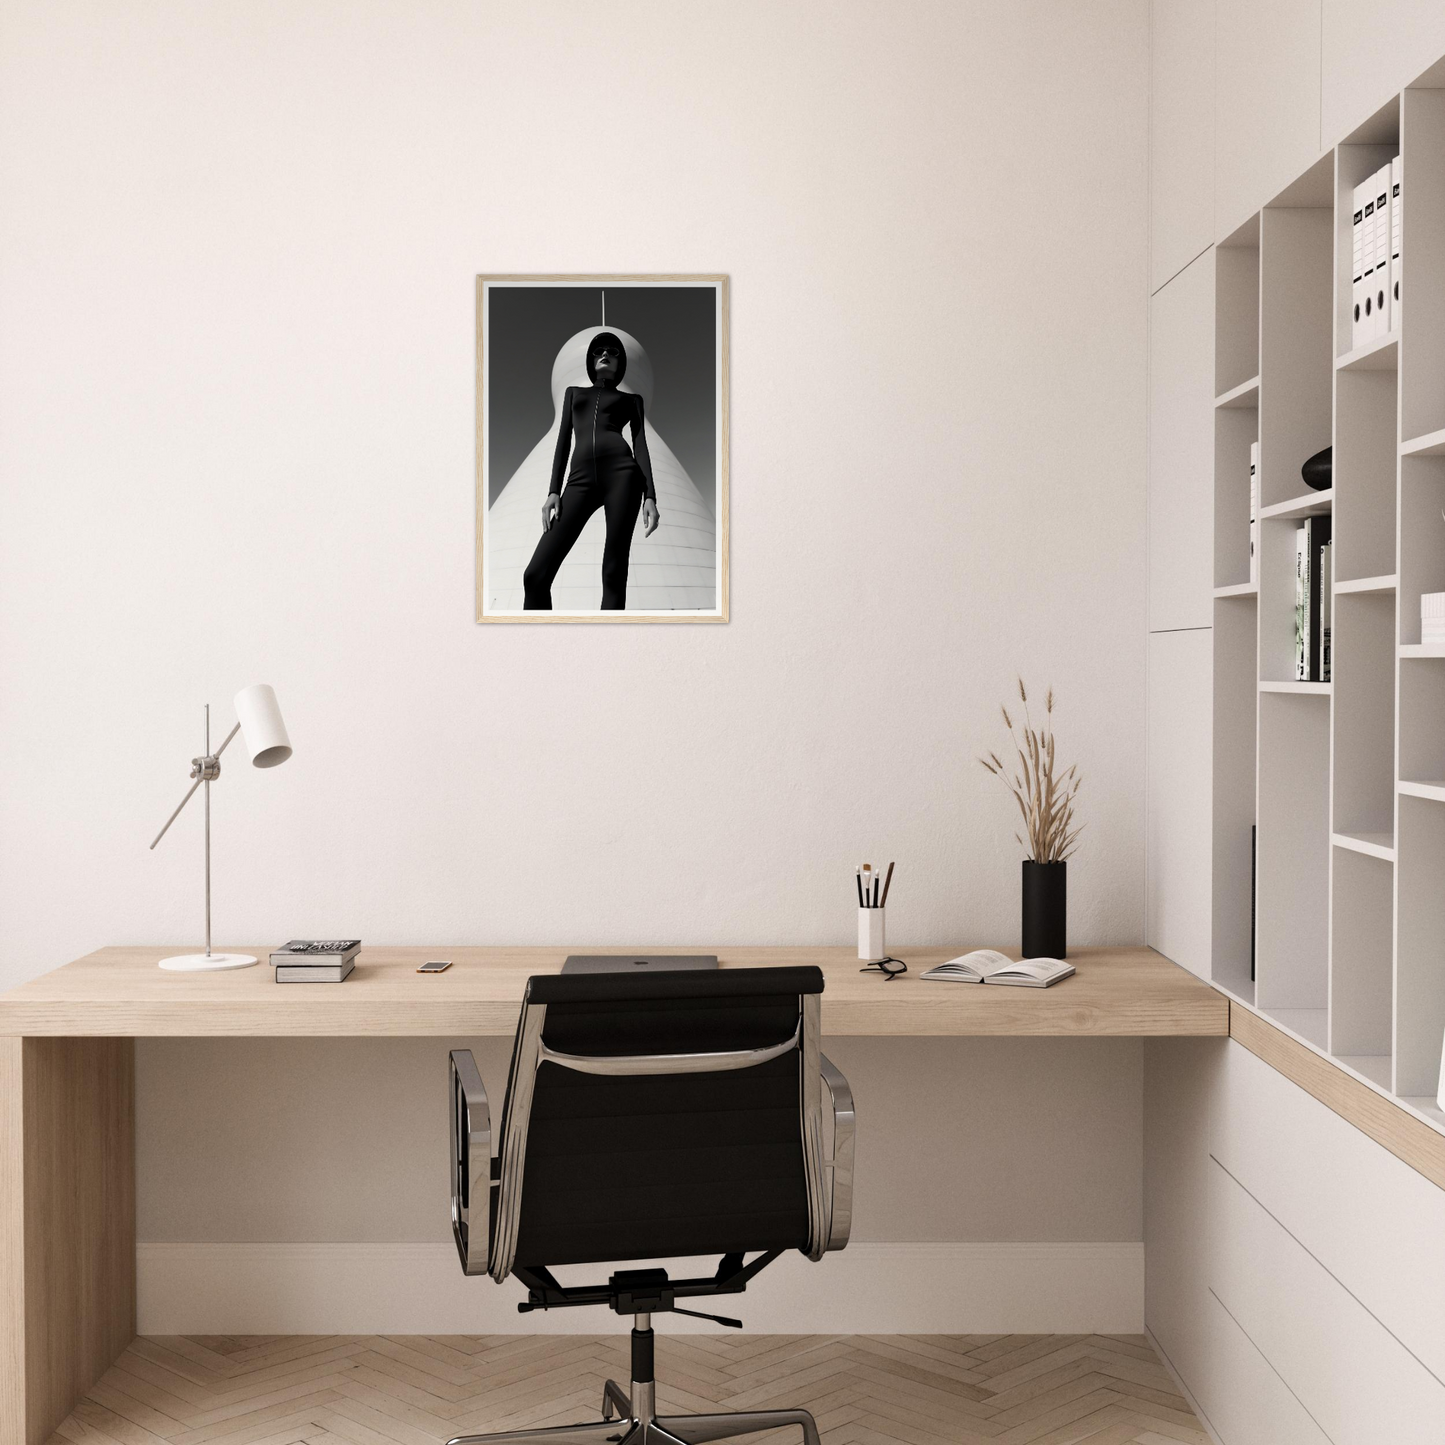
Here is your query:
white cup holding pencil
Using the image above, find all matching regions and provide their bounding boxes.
[857,861,894,961]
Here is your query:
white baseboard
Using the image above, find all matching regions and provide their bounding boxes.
[137,1241,1143,1335]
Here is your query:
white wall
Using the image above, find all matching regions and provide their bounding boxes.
[0,0,1149,982]
[136,1035,1144,1244]
[0,1,1152,1325]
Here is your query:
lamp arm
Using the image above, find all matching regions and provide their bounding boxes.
[150,777,203,850]
[213,721,242,759]
[148,722,241,850]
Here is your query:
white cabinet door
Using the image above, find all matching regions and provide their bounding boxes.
[1198,1290,1332,1445]
[1150,0,1215,292]
[1149,251,1215,632]
[1214,1039,1445,1384]
[1211,1156,1445,1444]
[1322,0,1445,145]
[1215,0,1323,237]
[1147,629,1213,978]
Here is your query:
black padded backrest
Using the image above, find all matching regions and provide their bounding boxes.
[507,966,823,1269]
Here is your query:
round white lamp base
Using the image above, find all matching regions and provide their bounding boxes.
[158,952,258,972]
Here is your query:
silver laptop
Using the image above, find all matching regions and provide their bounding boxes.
[561,954,719,974]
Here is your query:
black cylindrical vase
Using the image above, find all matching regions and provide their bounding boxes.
[1022,860,1067,958]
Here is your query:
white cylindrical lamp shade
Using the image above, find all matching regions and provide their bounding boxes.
[233,684,292,768]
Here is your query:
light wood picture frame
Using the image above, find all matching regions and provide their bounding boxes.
[475,274,729,623]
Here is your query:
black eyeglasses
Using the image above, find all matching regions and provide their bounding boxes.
[859,956,908,981]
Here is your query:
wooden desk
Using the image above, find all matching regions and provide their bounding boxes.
[0,943,1225,1038]
[0,944,1223,1445]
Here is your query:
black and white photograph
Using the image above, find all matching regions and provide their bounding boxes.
[476,275,727,622]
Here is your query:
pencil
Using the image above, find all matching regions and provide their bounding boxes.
[880,861,895,907]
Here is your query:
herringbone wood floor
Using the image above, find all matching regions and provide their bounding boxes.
[49,1334,1209,1445]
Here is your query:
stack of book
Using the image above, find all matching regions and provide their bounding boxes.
[1294,518,1332,682]
[270,939,361,983]
[1352,156,1401,348]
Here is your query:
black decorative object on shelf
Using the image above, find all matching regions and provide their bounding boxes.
[1302,445,1332,491]
[1022,861,1067,959]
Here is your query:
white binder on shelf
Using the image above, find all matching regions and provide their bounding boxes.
[1362,171,1380,342]
[1391,154,1402,333]
[1373,164,1391,341]
[1351,178,1368,349]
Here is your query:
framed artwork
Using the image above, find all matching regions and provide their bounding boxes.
[476,274,729,623]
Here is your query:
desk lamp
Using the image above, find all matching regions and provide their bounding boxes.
[149,684,292,971]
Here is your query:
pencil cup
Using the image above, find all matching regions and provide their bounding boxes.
[858,907,886,962]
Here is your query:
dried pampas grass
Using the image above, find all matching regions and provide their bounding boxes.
[979,678,1083,863]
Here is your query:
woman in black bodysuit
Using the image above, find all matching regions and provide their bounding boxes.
[522,332,660,610]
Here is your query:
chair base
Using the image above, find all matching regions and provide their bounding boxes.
[446,1380,821,1445]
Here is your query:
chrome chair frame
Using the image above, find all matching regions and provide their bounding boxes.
[446,985,854,1445]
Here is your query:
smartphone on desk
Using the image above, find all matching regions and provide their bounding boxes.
[417,959,452,973]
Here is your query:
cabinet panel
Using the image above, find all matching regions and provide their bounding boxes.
[1150,0,1215,291]
[1197,1290,1331,1445]
[1143,1038,1226,1393]
[1213,1040,1445,1384]
[1147,629,1213,978]
[1322,0,1445,145]
[1215,0,1323,237]
[1210,1155,1445,1444]
[1149,251,1215,631]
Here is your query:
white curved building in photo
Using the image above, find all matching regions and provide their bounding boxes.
[485,326,717,613]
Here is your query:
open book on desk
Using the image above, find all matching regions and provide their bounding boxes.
[920,950,1075,988]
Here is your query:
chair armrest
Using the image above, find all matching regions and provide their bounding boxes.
[449,1049,492,1276]
[819,1052,854,1251]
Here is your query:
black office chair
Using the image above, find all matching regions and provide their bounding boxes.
[446,966,855,1445]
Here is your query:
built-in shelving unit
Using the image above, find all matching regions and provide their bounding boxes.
[1211,83,1445,1135]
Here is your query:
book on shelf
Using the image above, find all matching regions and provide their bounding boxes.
[276,958,355,984]
[1249,441,1259,584]
[920,950,1074,988]
[1320,538,1332,682]
[1295,526,1308,679]
[1293,517,1332,681]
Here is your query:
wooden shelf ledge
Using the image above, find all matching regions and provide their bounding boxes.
[1230,1002,1445,1191]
